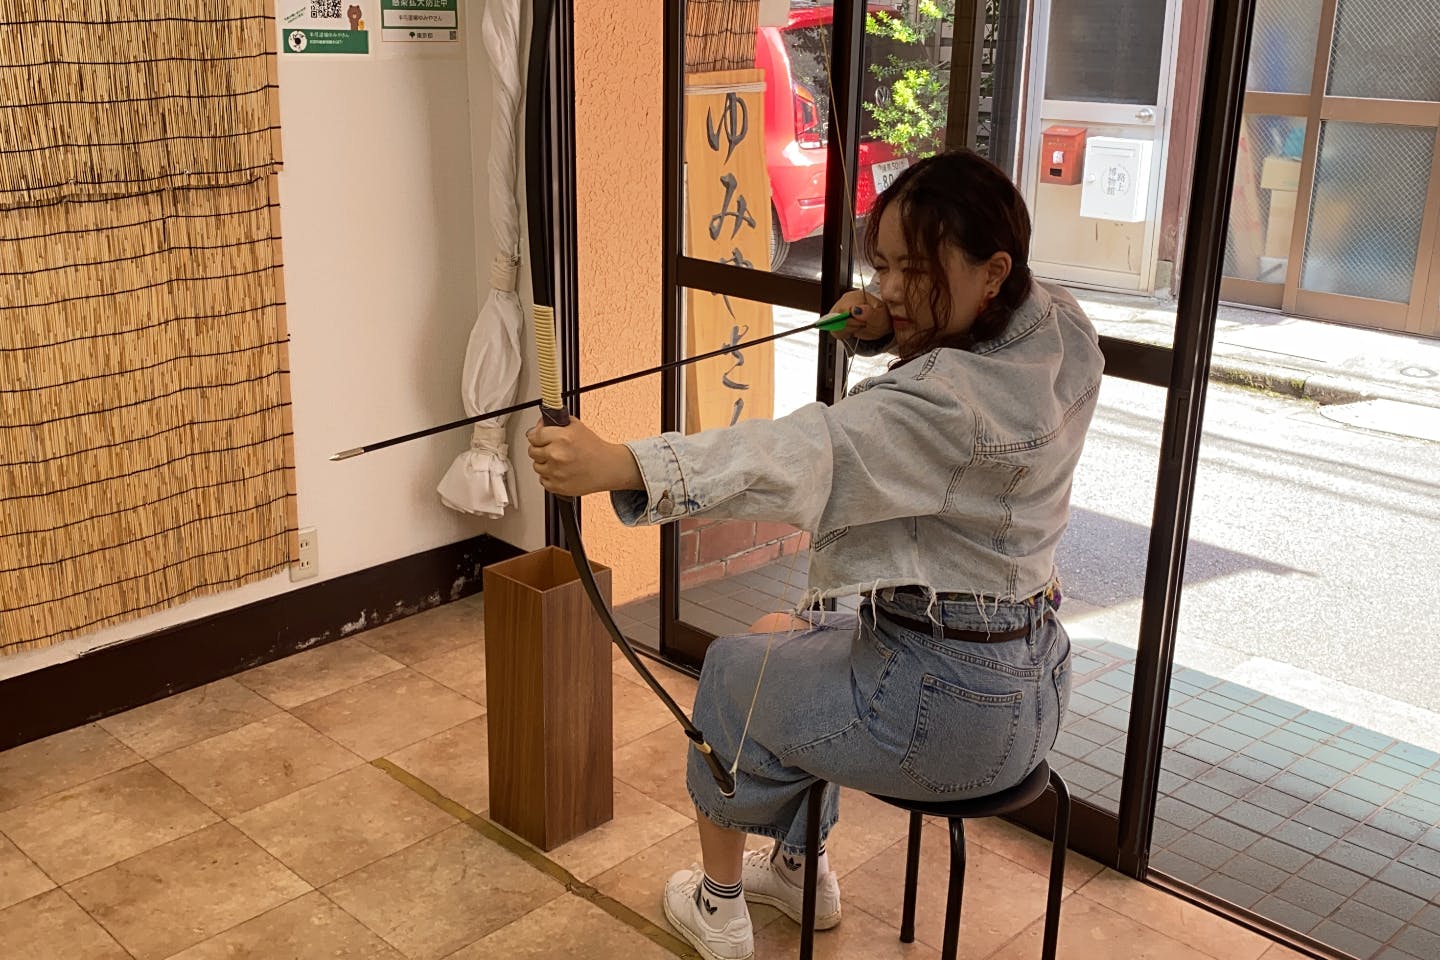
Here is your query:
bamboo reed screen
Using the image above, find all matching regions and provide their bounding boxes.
[0,1,293,655]
[685,0,760,71]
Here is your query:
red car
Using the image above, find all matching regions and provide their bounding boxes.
[756,3,911,270]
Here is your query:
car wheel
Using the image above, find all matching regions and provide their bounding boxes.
[769,207,790,271]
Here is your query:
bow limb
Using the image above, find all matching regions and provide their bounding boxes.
[524,0,735,797]
[549,488,737,798]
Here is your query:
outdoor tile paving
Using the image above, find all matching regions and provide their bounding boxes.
[1072,638,1440,960]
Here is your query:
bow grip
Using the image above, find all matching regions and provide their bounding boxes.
[539,405,572,503]
[533,304,567,424]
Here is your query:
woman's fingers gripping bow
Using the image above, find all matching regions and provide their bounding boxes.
[527,417,645,498]
[828,290,891,342]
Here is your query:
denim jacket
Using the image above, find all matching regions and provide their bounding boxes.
[611,282,1104,608]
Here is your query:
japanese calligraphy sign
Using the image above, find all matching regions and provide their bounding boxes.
[682,69,774,434]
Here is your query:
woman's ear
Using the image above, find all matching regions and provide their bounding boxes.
[985,251,1013,296]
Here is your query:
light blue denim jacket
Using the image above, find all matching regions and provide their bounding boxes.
[611,282,1104,608]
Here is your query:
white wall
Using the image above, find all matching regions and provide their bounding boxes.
[1,17,546,680]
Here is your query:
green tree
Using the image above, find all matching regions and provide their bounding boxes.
[864,1,997,159]
[864,1,954,158]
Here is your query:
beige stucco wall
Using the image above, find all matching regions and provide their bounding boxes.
[573,2,664,603]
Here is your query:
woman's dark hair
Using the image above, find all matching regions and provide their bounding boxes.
[863,149,1032,356]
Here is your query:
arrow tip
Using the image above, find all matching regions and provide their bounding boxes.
[330,447,364,461]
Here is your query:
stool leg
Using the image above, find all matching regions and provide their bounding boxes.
[899,811,923,942]
[799,782,824,960]
[1042,772,1071,960]
[941,818,966,960]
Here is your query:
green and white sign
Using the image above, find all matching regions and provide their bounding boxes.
[284,28,369,54]
[280,2,372,55]
[380,0,459,42]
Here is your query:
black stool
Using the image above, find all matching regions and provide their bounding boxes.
[798,762,1071,960]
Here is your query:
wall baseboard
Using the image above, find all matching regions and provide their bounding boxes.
[0,534,524,751]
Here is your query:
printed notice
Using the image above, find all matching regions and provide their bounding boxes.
[280,1,372,55]
[381,0,459,42]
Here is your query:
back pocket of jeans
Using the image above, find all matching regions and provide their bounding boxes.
[901,675,1023,794]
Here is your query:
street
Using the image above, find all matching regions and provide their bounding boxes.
[1064,374,1440,744]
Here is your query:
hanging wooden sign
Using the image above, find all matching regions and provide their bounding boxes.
[682,68,775,434]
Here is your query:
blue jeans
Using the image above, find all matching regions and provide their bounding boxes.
[686,589,1071,853]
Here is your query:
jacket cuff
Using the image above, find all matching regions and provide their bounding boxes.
[609,433,693,526]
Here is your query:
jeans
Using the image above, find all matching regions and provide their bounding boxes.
[685,588,1072,853]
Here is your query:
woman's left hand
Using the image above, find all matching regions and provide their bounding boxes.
[829,290,890,342]
[527,417,643,497]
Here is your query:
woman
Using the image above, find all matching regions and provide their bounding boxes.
[528,150,1104,960]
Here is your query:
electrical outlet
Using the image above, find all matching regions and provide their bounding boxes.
[290,526,318,581]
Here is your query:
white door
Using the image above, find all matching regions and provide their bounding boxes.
[1022,0,1181,294]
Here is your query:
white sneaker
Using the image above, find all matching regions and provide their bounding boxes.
[662,866,755,960]
[741,847,842,930]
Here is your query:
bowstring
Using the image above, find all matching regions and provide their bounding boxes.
[725,4,877,784]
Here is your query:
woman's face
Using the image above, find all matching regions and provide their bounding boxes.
[870,204,1010,352]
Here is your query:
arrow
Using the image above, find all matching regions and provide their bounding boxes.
[330,311,852,460]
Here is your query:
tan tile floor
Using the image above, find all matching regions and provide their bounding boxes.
[0,594,1303,959]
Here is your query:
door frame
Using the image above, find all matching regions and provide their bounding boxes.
[1020,0,1186,295]
[1221,0,1440,338]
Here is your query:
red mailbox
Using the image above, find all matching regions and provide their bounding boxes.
[1040,126,1086,185]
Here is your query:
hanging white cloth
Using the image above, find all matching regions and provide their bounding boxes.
[438,0,526,517]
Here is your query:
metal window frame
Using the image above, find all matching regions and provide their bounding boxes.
[648,0,1264,899]
[652,6,1390,955]
[534,0,1341,953]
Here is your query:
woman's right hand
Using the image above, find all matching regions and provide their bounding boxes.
[827,290,891,342]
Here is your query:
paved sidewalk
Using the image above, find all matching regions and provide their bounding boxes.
[1073,290,1440,412]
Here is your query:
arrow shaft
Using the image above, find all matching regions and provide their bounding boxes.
[332,313,849,460]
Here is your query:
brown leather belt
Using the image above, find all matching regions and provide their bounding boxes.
[875,605,1048,643]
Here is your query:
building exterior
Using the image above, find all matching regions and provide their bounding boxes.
[1016,0,1439,340]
